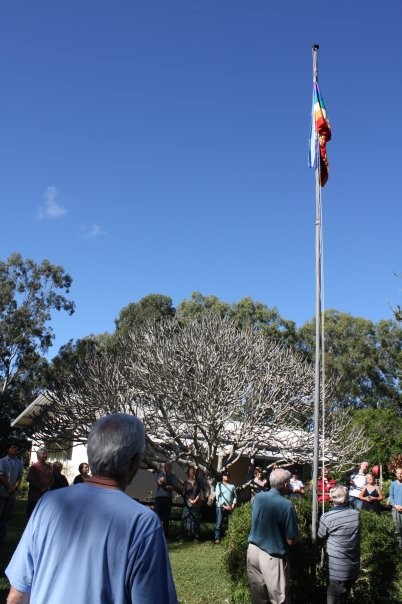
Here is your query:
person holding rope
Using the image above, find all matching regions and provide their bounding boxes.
[214,469,237,544]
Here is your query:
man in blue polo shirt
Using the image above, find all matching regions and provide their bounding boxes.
[6,413,178,604]
[247,468,298,603]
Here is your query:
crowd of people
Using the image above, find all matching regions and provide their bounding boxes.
[0,426,401,604]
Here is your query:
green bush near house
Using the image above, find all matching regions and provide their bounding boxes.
[353,510,399,601]
[222,497,400,604]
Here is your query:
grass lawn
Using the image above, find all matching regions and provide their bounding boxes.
[169,539,231,604]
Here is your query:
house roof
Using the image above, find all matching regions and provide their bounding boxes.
[11,391,53,428]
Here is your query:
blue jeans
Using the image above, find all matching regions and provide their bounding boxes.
[214,506,231,541]
[350,497,362,510]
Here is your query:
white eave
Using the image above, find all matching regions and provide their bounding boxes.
[11,391,53,428]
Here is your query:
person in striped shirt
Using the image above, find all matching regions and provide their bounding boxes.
[318,485,361,603]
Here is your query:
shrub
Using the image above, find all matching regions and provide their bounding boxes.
[222,497,399,603]
[222,501,251,591]
[351,510,399,602]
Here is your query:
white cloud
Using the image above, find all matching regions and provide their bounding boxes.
[37,186,68,220]
[80,223,107,239]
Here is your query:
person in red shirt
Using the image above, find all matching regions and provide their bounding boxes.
[317,467,336,503]
[26,448,54,518]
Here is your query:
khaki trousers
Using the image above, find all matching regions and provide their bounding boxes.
[247,543,290,604]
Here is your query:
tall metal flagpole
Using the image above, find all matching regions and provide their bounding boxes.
[311,43,321,541]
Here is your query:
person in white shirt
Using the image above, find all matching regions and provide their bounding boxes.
[348,461,368,510]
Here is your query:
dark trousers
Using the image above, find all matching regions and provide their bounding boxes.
[26,500,39,520]
[327,579,355,604]
[154,496,172,538]
[0,495,16,543]
[214,506,231,541]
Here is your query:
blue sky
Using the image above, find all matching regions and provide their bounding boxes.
[1,1,401,357]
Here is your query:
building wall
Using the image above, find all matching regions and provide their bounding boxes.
[28,438,311,500]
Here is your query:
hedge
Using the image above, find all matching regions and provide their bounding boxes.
[221,497,399,603]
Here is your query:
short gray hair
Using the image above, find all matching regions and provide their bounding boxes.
[36,447,47,457]
[269,468,291,489]
[87,413,145,480]
[330,484,348,505]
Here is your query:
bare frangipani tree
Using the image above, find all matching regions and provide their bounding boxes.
[32,316,368,484]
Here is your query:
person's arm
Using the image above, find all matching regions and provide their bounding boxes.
[317,517,327,545]
[359,489,366,501]
[285,506,299,547]
[131,521,178,604]
[0,471,10,490]
[157,472,166,486]
[7,587,30,604]
[9,464,24,494]
[375,487,384,501]
[26,467,40,489]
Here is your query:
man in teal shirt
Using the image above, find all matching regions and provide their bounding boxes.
[247,468,298,603]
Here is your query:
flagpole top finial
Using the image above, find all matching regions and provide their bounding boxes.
[312,44,319,51]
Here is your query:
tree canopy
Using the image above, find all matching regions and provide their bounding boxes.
[0,253,74,438]
[176,292,298,346]
[114,294,175,335]
[298,309,401,410]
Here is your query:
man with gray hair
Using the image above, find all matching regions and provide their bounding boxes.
[6,413,178,604]
[318,485,360,603]
[247,468,298,603]
[26,447,53,518]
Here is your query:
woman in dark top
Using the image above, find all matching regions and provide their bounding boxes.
[359,472,384,513]
[248,467,268,500]
[51,461,69,489]
[181,466,202,542]
[73,462,90,484]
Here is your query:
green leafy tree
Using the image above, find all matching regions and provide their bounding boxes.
[0,253,75,437]
[177,292,298,346]
[176,291,231,320]
[347,407,402,474]
[298,310,401,409]
[114,294,175,335]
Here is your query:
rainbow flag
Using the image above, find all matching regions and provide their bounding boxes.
[309,81,331,186]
